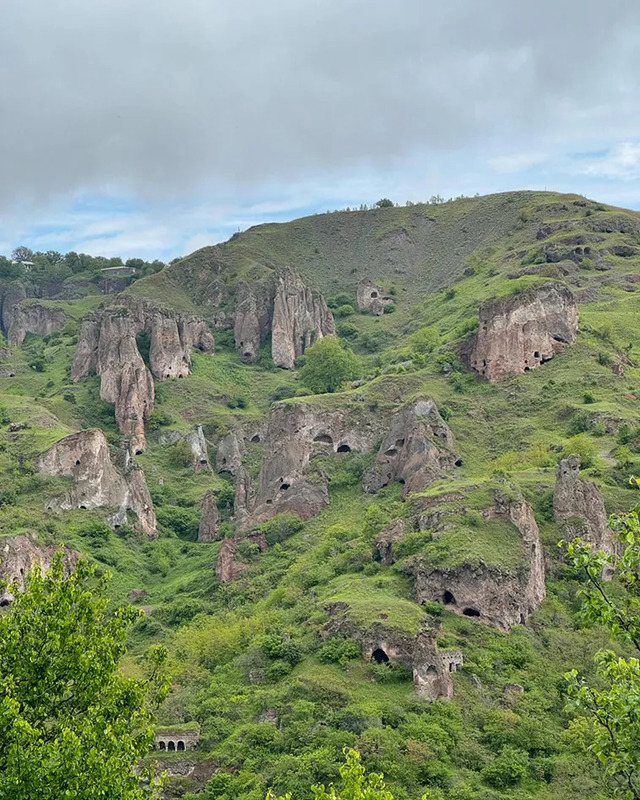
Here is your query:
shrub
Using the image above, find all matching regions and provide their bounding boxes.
[299,337,361,394]
[561,434,598,468]
[259,513,304,546]
[62,392,77,405]
[216,482,236,511]
[383,303,396,314]
[0,489,17,507]
[156,506,199,540]
[29,357,45,372]
[410,325,440,355]
[597,351,612,366]
[75,519,111,542]
[583,392,596,404]
[270,384,297,402]
[568,410,593,435]
[227,396,248,409]
[317,638,361,665]
[375,198,394,208]
[337,321,358,339]
[169,440,193,469]
[336,304,355,317]
[481,746,529,789]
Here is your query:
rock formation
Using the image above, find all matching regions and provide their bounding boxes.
[0,535,78,605]
[411,492,546,631]
[468,283,578,382]
[38,429,157,538]
[4,301,66,346]
[216,431,244,476]
[185,426,212,473]
[357,279,393,315]
[233,267,335,368]
[271,267,335,368]
[376,519,406,565]
[364,398,457,498]
[411,621,463,700]
[198,491,221,542]
[236,401,379,528]
[554,455,615,553]
[71,302,214,451]
[215,532,268,583]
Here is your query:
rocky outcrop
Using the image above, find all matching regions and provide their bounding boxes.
[364,399,457,498]
[71,303,214,451]
[468,283,578,382]
[327,604,462,700]
[357,279,393,316]
[237,401,379,528]
[5,302,66,346]
[411,492,545,631]
[554,455,615,554]
[38,429,157,538]
[0,535,78,605]
[376,519,406,565]
[271,267,335,368]
[216,431,245,476]
[198,491,221,542]
[185,426,212,473]
[215,532,268,583]
[233,268,334,368]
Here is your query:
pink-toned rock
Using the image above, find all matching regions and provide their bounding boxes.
[0,534,78,605]
[469,283,578,382]
[215,532,267,583]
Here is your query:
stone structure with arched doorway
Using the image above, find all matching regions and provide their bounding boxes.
[155,727,200,752]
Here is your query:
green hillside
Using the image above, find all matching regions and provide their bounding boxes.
[2,190,640,799]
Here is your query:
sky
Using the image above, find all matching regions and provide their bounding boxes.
[2,0,640,261]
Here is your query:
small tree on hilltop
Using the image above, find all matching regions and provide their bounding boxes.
[0,554,169,799]
[375,198,394,208]
[299,337,361,394]
[563,481,640,798]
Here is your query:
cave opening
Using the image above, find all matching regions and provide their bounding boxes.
[534,351,540,358]
[75,460,81,466]
[371,291,378,298]
[251,435,261,443]
[280,483,290,491]
[463,607,481,617]
[371,648,389,664]
[443,590,456,605]
[0,599,10,608]
[168,741,175,751]
[337,444,351,453]
[158,741,166,750]
[177,741,185,751]
[313,433,333,444]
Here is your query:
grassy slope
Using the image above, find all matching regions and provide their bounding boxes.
[2,191,640,799]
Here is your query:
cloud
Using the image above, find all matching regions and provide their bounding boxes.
[2,0,640,213]
[579,143,640,179]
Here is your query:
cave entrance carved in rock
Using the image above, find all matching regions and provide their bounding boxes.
[371,647,389,664]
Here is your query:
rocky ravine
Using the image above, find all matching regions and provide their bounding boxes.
[38,429,157,538]
[467,282,578,382]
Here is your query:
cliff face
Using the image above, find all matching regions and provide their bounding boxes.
[411,493,546,631]
[38,429,157,538]
[364,399,457,498]
[71,302,214,452]
[554,455,615,554]
[468,283,578,382]
[4,301,66,346]
[0,535,78,605]
[198,491,221,542]
[233,268,334,368]
[271,267,335,368]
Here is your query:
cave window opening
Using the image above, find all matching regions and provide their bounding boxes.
[313,433,333,444]
[524,366,530,372]
[79,505,87,510]
[75,460,81,466]
[454,458,463,467]
[395,438,405,447]
[371,291,378,298]
[251,435,261,443]
[384,447,397,457]
[199,459,207,465]
[534,351,540,358]
[0,599,10,608]
[280,483,290,491]
[337,444,351,453]
[243,352,252,359]
[168,741,175,751]
[158,741,166,751]
[177,741,185,751]
[443,590,456,605]
[449,662,455,672]
[520,613,526,624]
[371,648,389,664]
[463,607,480,617]
[398,478,405,485]
[426,665,437,675]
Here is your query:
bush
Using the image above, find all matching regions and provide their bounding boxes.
[169,440,193,469]
[383,303,396,314]
[299,337,361,394]
[568,411,593,435]
[481,746,529,789]
[583,392,596,404]
[259,513,304,546]
[0,489,17,507]
[62,392,77,405]
[75,519,111,542]
[375,198,394,208]
[270,384,297,402]
[227,396,248,409]
[156,506,199,540]
[29,357,46,372]
[216,482,236,512]
[336,304,355,317]
[337,321,358,339]
[561,434,598,468]
[317,638,361,665]
[410,326,440,355]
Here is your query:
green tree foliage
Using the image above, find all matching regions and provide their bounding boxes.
[267,748,394,800]
[300,337,361,394]
[564,484,640,798]
[374,199,394,209]
[0,554,169,799]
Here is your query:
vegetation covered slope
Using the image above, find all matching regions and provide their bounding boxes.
[2,190,640,800]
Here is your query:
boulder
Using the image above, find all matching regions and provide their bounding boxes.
[198,491,221,542]
[38,429,157,538]
[357,279,393,315]
[364,398,457,497]
[554,454,615,554]
[468,283,578,382]
[0,534,78,605]
[5,302,66,346]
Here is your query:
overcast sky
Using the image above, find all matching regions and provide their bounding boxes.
[2,0,640,260]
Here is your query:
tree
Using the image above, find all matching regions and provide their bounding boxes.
[299,337,361,394]
[564,482,640,798]
[375,199,393,209]
[10,245,33,263]
[267,748,394,800]
[0,554,168,799]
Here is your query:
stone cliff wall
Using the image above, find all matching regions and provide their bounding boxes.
[0,534,78,605]
[468,283,578,382]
